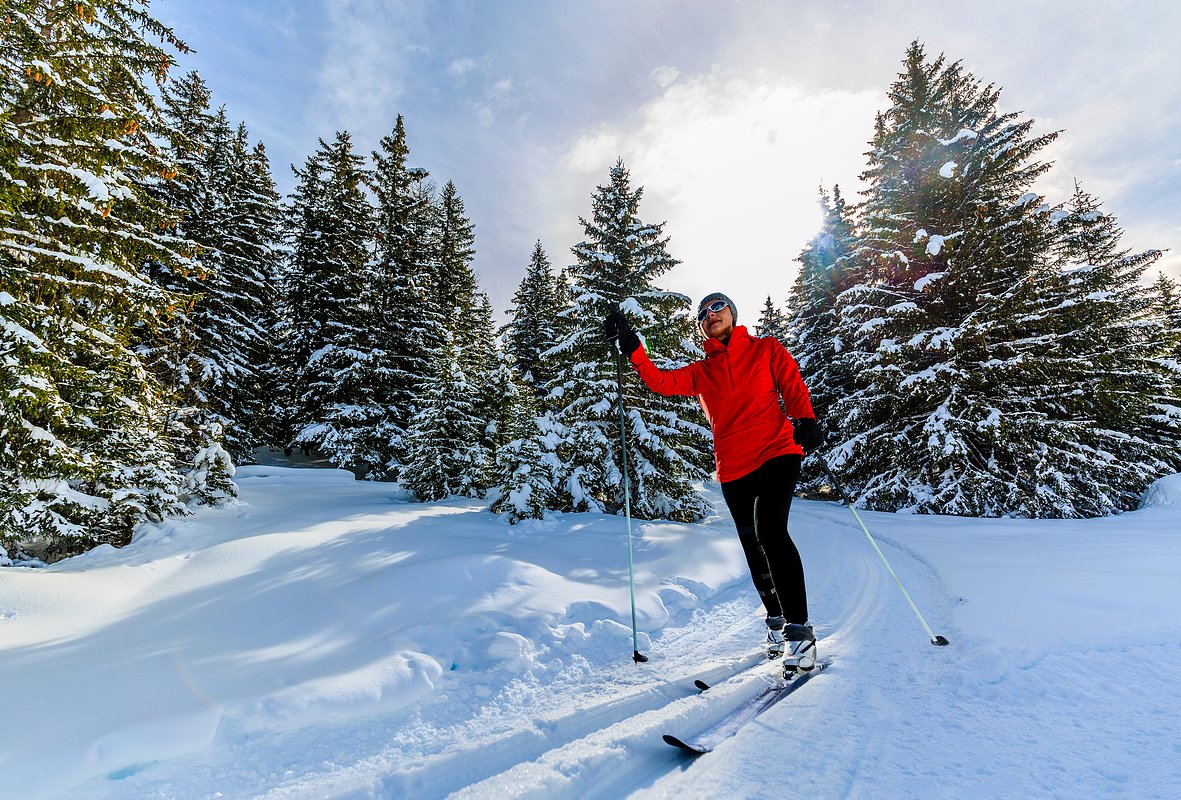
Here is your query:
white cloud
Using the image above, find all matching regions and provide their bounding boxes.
[561,69,884,317]
[474,105,495,128]
[651,66,680,89]
[308,0,419,139]
[471,77,521,127]
[448,58,477,80]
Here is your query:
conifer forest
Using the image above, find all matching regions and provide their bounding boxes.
[3,4,1179,563]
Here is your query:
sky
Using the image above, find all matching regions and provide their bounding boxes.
[154,0,1181,323]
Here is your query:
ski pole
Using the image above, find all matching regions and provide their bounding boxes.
[822,463,950,647]
[614,336,648,664]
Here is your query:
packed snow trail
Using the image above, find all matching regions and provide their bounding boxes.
[3,467,1180,799]
[442,501,947,800]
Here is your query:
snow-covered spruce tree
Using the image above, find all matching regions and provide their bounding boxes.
[210,126,283,458]
[137,72,223,479]
[787,185,856,421]
[466,291,502,480]
[503,240,567,395]
[1153,273,1181,427]
[281,132,385,475]
[401,329,486,501]
[830,41,1064,515]
[1,1,202,559]
[786,185,857,494]
[1155,273,1181,362]
[433,180,477,329]
[830,41,1173,516]
[487,357,560,523]
[431,179,499,479]
[367,115,440,473]
[1034,184,1180,492]
[547,160,711,521]
[755,296,789,345]
[488,243,569,519]
[831,40,1081,515]
[149,84,281,464]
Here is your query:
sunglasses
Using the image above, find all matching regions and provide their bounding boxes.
[697,300,728,323]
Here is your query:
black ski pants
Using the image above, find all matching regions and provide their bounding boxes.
[720,454,808,626]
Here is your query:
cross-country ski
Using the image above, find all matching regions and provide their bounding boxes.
[666,658,832,754]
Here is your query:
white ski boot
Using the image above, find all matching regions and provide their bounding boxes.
[765,616,786,660]
[782,622,816,677]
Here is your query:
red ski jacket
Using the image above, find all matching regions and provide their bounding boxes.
[629,325,815,483]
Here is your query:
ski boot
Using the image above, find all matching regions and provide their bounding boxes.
[765,616,786,660]
[782,622,817,678]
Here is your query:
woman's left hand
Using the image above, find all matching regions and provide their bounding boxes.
[793,418,824,452]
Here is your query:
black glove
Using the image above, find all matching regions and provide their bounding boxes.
[793,417,824,453]
[604,310,641,357]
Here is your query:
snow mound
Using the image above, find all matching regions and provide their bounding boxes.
[236,652,444,731]
[1139,473,1181,510]
[235,464,357,483]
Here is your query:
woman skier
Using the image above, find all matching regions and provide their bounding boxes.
[605,293,824,674]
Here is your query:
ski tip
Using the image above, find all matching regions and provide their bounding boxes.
[633,650,649,663]
[931,635,950,646]
[663,734,708,755]
[694,679,711,691]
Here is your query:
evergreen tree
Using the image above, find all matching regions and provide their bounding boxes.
[547,160,711,522]
[829,42,1059,514]
[1153,273,1181,434]
[140,71,217,428]
[402,330,486,501]
[1,1,205,559]
[281,132,383,474]
[433,180,477,327]
[368,115,440,466]
[466,291,502,477]
[213,128,283,458]
[828,41,1175,517]
[150,86,282,462]
[1154,273,1181,362]
[430,180,498,481]
[1033,184,1179,494]
[489,243,570,518]
[787,186,856,430]
[488,361,560,523]
[503,240,567,394]
[755,296,789,345]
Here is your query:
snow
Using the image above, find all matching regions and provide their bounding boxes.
[939,160,957,178]
[2,315,45,348]
[913,271,946,291]
[938,129,978,145]
[2,465,1180,799]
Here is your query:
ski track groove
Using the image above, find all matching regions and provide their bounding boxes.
[429,515,901,799]
[373,594,769,798]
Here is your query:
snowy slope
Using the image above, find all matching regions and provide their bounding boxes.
[2,466,1179,799]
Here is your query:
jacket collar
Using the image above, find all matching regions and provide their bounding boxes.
[703,325,750,356]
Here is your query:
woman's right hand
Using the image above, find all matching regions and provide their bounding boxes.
[604,311,641,356]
